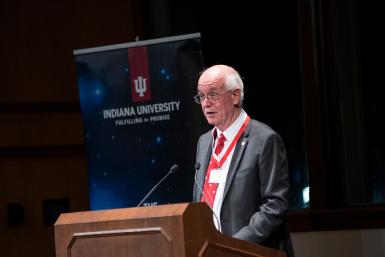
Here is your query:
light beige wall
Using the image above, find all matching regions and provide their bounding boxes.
[291,229,385,257]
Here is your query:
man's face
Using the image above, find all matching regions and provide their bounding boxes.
[197,82,239,131]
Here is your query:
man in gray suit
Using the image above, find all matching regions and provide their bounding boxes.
[193,64,294,257]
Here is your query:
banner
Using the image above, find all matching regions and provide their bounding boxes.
[74,33,209,210]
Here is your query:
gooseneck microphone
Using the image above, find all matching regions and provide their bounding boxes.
[136,164,179,207]
[194,162,222,232]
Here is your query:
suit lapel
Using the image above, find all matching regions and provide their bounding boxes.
[223,121,252,200]
[196,133,213,200]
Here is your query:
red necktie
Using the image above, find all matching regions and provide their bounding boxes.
[215,133,226,156]
[201,133,226,208]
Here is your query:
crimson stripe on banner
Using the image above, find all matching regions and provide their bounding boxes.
[128,46,152,103]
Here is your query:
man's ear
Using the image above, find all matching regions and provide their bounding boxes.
[232,89,241,106]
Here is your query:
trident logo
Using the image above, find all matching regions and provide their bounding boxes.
[134,76,147,97]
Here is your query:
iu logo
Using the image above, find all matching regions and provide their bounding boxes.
[128,46,152,102]
[134,76,147,97]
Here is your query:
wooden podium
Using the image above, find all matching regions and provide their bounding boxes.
[54,202,286,257]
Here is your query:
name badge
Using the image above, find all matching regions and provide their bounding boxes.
[209,169,227,184]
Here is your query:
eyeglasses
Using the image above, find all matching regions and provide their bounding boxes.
[193,91,231,104]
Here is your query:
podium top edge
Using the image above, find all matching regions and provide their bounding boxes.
[73,32,201,55]
[54,202,205,226]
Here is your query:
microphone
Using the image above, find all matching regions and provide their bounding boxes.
[194,162,222,232]
[136,164,179,207]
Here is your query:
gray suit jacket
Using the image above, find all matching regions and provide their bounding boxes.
[193,119,294,257]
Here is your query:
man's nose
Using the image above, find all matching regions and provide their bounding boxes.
[201,97,211,107]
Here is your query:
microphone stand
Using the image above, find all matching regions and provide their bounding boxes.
[136,164,179,207]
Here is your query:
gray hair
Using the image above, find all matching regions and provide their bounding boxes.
[224,70,244,107]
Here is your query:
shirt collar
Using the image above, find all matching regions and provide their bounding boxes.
[211,109,248,142]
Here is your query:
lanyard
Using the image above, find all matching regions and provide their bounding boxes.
[213,115,250,168]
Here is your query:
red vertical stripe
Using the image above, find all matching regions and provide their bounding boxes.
[128,46,152,103]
